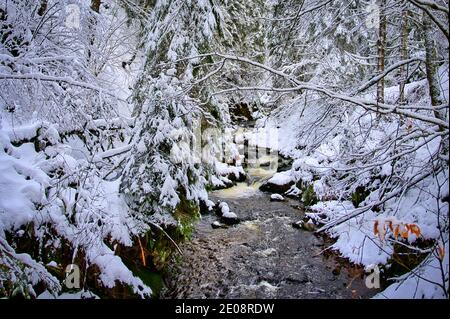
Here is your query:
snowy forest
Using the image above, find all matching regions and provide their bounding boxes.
[0,0,448,300]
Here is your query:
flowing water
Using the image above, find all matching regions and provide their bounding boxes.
[161,151,377,299]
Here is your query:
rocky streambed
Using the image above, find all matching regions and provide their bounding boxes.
[161,151,378,299]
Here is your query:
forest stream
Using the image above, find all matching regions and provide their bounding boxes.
[161,147,379,299]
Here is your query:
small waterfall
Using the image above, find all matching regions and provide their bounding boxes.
[213,149,279,198]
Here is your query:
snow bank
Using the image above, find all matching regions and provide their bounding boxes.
[270,194,284,201]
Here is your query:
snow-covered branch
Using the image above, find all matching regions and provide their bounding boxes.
[0,73,118,97]
[408,0,450,15]
[211,83,449,128]
[408,0,450,39]
[355,57,425,94]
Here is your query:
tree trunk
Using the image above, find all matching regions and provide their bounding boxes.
[399,4,408,104]
[377,0,387,105]
[87,1,101,64]
[423,12,447,156]
[423,13,445,122]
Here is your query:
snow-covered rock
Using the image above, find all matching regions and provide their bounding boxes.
[216,201,240,225]
[223,211,238,219]
[292,219,316,231]
[270,194,285,202]
[200,199,215,215]
[259,171,294,194]
[211,221,227,229]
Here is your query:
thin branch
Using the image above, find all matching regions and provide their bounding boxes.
[355,57,424,94]
[408,0,450,39]
[409,0,449,14]
[148,221,183,256]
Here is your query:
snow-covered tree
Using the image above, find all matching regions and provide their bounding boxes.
[120,73,207,234]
